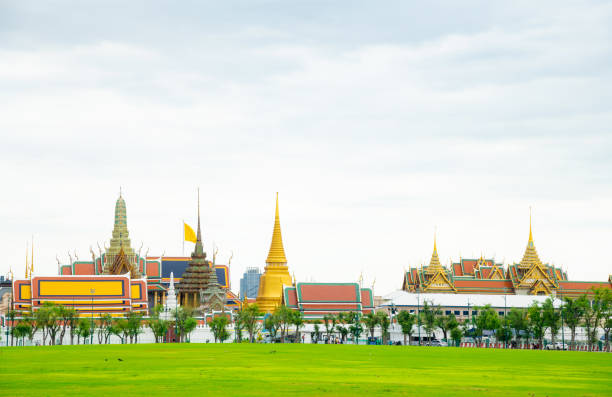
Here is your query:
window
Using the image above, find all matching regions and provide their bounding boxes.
[472,310,478,315]
[445,310,451,315]
[463,311,469,315]
[409,310,415,314]
[454,310,460,315]
[499,311,504,316]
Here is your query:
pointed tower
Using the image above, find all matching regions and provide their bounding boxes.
[518,212,542,270]
[177,190,225,311]
[104,192,141,277]
[514,210,557,295]
[425,232,443,273]
[256,193,292,313]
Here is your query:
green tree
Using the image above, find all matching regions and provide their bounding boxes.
[127,311,143,344]
[542,298,561,346]
[64,309,79,345]
[263,313,280,342]
[528,302,545,349]
[241,303,263,343]
[233,311,245,342]
[450,325,463,346]
[323,314,337,342]
[496,318,512,347]
[7,310,17,346]
[437,314,459,342]
[335,312,350,343]
[291,311,305,343]
[173,307,197,343]
[376,311,391,345]
[57,306,77,345]
[593,288,611,351]
[421,301,442,343]
[12,320,31,346]
[474,305,500,346]
[273,305,293,343]
[97,314,114,344]
[562,296,586,350]
[396,311,416,346]
[347,312,363,344]
[77,318,92,344]
[210,316,230,343]
[362,312,379,340]
[507,308,529,346]
[35,302,61,345]
[311,320,322,344]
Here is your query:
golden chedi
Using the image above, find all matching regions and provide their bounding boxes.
[256,193,292,313]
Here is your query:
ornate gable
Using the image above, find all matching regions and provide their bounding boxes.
[424,270,456,292]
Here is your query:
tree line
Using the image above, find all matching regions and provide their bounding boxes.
[396,287,611,350]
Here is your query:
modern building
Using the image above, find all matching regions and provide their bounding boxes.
[402,219,611,297]
[239,267,261,299]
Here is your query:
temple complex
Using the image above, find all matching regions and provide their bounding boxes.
[256,194,293,313]
[176,192,226,312]
[58,193,241,311]
[402,217,611,296]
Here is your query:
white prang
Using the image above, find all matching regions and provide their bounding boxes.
[161,271,178,320]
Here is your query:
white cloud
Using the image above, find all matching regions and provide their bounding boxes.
[0,1,611,293]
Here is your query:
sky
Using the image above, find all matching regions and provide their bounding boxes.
[1,1,611,294]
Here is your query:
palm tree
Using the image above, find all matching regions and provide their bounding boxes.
[322,314,337,343]
[362,312,379,341]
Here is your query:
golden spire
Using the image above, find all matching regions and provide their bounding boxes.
[30,235,34,278]
[25,242,29,279]
[265,193,287,265]
[429,229,441,268]
[519,208,542,269]
[528,206,533,244]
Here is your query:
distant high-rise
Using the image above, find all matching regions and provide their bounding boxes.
[240,267,262,299]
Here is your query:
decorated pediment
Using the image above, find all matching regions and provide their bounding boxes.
[518,263,556,289]
[424,271,455,292]
[488,266,505,280]
[530,279,552,295]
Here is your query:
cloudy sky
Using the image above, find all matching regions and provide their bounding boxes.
[1,1,611,294]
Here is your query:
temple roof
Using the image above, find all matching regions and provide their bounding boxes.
[266,193,287,265]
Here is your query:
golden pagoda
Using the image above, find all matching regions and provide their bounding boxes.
[424,233,443,274]
[255,193,292,313]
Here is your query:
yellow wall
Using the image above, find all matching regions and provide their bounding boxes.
[39,280,125,297]
[20,284,31,300]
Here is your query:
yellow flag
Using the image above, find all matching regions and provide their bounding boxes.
[184,222,197,243]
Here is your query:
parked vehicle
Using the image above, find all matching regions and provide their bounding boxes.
[429,340,448,347]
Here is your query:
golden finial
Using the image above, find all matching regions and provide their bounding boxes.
[266,192,287,265]
[25,242,29,279]
[31,235,34,278]
[529,206,533,243]
[433,226,437,253]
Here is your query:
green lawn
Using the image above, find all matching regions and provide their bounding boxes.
[0,344,610,396]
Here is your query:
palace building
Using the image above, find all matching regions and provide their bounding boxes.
[402,219,611,297]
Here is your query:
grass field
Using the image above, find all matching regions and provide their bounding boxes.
[1,344,610,396]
